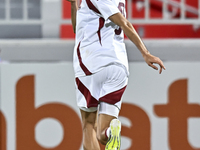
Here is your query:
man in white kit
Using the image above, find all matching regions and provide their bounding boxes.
[67,0,166,149]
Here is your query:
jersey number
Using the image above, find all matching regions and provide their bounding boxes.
[115,2,125,35]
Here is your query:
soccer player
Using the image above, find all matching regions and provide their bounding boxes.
[67,0,166,149]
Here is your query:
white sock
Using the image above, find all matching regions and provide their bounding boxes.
[106,127,111,139]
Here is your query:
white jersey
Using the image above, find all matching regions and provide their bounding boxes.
[73,0,129,77]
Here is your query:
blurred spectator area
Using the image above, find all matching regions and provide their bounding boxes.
[0,0,41,38]
[0,0,200,39]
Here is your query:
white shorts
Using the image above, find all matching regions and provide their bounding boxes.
[75,65,128,118]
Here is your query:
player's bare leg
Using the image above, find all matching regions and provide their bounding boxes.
[96,114,116,145]
[97,113,121,150]
[80,110,100,150]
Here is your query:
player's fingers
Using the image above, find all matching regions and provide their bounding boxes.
[149,63,158,70]
[159,60,167,73]
[159,61,166,70]
[159,66,163,74]
[155,59,165,73]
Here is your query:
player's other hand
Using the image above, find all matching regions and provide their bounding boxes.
[66,0,76,3]
[143,52,166,74]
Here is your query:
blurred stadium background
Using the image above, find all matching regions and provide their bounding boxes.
[0,0,200,150]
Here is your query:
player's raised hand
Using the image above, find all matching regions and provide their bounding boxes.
[66,0,76,3]
[143,52,166,74]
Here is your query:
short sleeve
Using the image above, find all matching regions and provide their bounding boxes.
[92,0,120,20]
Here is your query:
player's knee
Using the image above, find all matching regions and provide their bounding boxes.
[82,119,95,130]
[97,132,107,145]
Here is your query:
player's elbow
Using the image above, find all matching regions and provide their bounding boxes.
[119,20,132,34]
[120,19,131,29]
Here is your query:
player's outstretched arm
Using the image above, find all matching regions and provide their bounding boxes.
[109,13,166,74]
[66,0,78,33]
